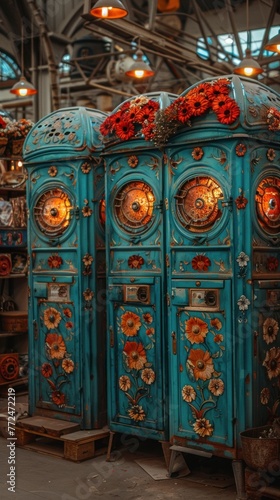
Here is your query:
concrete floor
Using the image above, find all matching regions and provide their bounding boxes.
[0,395,240,500]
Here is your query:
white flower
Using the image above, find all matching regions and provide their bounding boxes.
[236,252,249,267]
[237,295,250,311]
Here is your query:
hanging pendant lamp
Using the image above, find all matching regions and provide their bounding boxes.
[89,0,128,18]
[233,48,264,77]
[10,75,37,96]
[125,46,154,79]
[265,31,280,53]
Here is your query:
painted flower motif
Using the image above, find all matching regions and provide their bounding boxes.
[128,404,146,421]
[47,254,63,269]
[235,194,248,209]
[82,205,93,217]
[267,256,279,272]
[192,255,211,271]
[121,311,141,336]
[119,375,131,391]
[63,308,72,318]
[182,384,196,402]
[267,107,280,131]
[191,147,204,160]
[262,347,280,379]
[51,390,66,406]
[141,368,156,385]
[143,313,153,324]
[210,318,222,330]
[128,155,138,168]
[187,349,214,381]
[48,165,57,177]
[208,378,224,396]
[128,255,144,269]
[83,288,94,301]
[214,334,224,343]
[193,418,214,437]
[123,341,147,370]
[65,321,73,330]
[267,148,276,161]
[185,317,208,344]
[81,162,91,174]
[235,143,247,157]
[41,362,53,378]
[43,307,62,329]
[62,358,75,373]
[146,328,155,336]
[82,253,94,266]
[263,317,279,345]
[237,295,250,311]
[260,387,270,405]
[45,333,66,359]
[236,252,249,267]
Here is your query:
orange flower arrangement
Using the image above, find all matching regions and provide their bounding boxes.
[267,107,280,131]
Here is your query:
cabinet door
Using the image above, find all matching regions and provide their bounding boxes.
[31,279,81,416]
[169,279,234,450]
[107,277,166,440]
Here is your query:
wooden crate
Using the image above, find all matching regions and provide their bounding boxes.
[15,416,110,462]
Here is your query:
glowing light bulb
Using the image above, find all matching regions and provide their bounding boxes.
[101,7,110,17]
[135,70,144,78]
[19,88,28,97]
[244,67,253,76]
[277,44,280,52]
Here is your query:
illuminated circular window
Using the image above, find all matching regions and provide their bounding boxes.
[33,187,72,237]
[175,176,223,232]
[255,176,280,235]
[113,181,155,234]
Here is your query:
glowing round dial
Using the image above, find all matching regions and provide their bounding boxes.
[114,181,155,233]
[175,176,223,232]
[34,188,72,236]
[255,176,280,234]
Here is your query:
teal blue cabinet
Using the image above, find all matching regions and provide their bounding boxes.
[23,107,107,429]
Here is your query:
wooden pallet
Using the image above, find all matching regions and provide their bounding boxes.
[15,416,110,462]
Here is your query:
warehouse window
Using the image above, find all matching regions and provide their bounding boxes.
[0,50,20,81]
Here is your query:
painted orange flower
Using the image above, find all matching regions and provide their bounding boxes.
[146,328,155,336]
[185,317,208,344]
[128,155,138,168]
[143,313,153,324]
[41,363,53,378]
[51,390,66,406]
[263,347,280,379]
[123,341,147,370]
[192,255,211,271]
[235,143,247,157]
[65,321,73,330]
[63,308,72,318]
[62,358,75,373]
[208,378,224,396]
[141,368,156,385]
[43,307,62,329]
[182,384,196,402]
[193,418,213,437]
[235,194,248,210]
[187,349,214,381]
[128,255,144,269]
[263,317,279,345]
[119,375,131,391]
[260,387,270,405]
[214,334,224,343]
[48,254,63,269]
[121,311,141,336]
[210,318,222,330]
[267,148,276,161]
[128,404,146,421]
[191,147,204,160]
[45,333,66,359]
